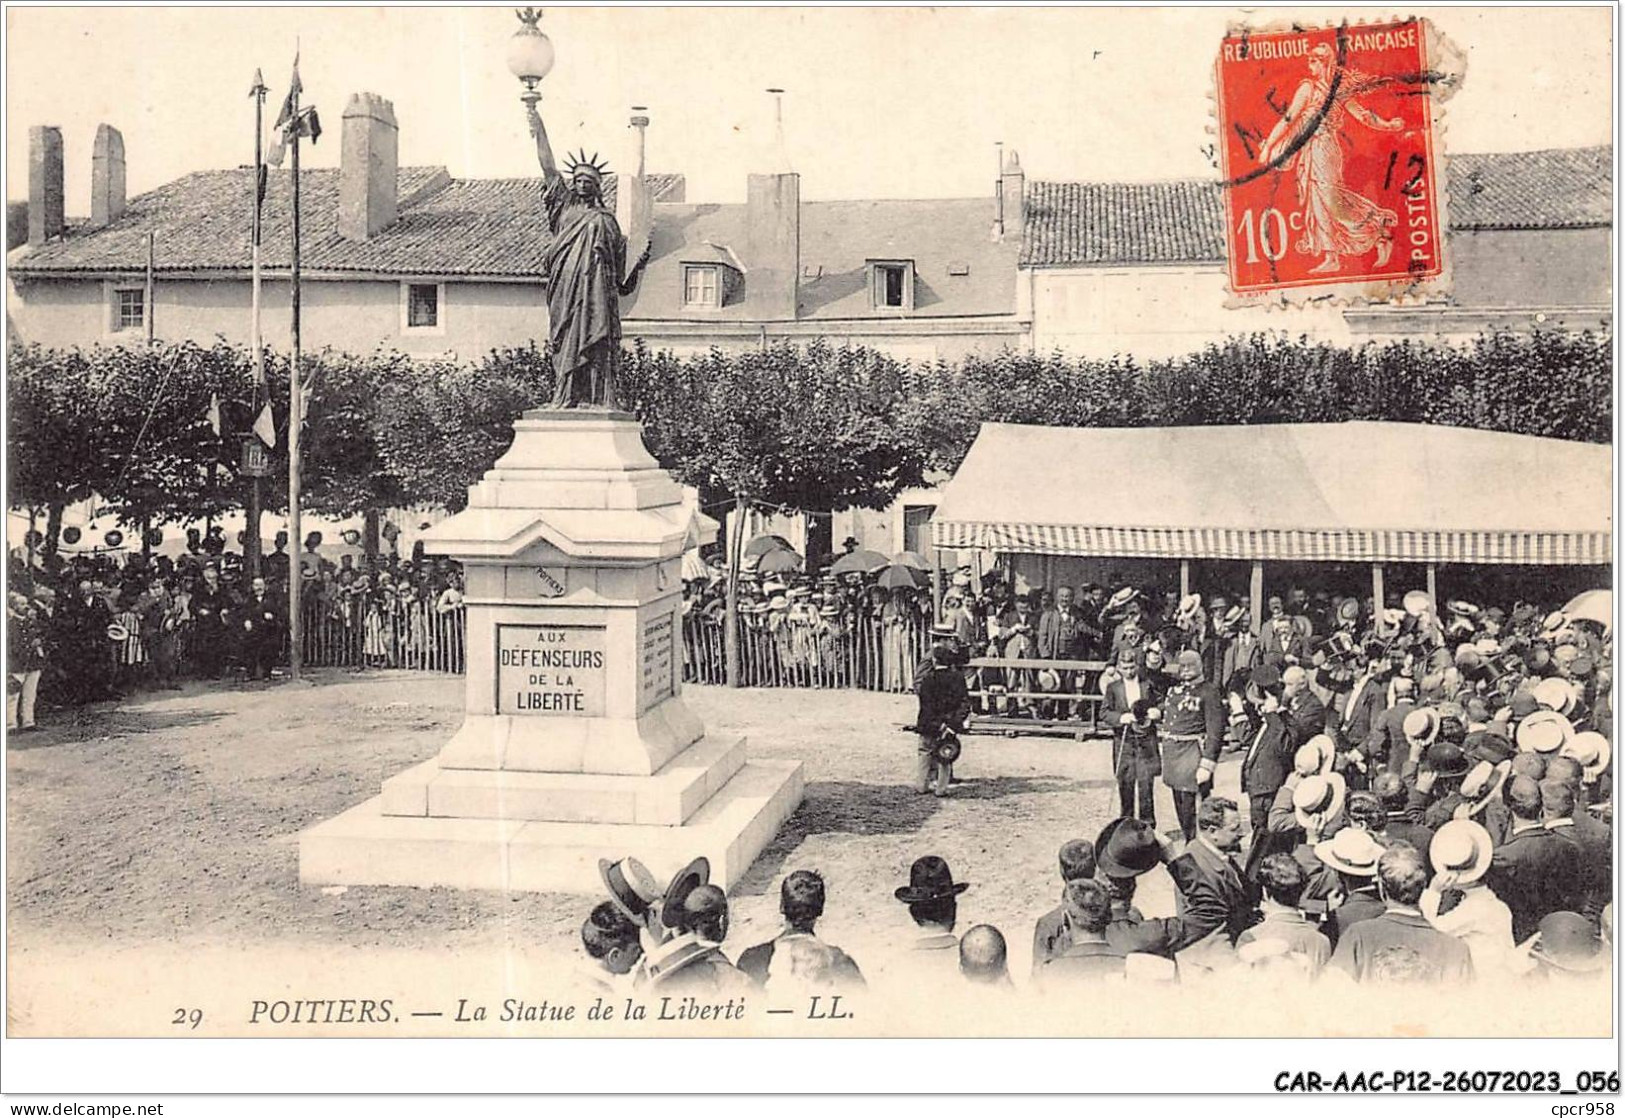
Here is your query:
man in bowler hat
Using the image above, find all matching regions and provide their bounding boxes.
[892,855,970,979]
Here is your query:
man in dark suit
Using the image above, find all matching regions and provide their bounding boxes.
[241,576,285,681]
[1362,677,1419,776]
[1031,839,1098,975]
[737,870,865,991]
[1036,880,1127,987]
[1281,666,1327,748]
[1094,816,1236,959]
[914,627,971,796]
[1102,647,1161,822]
[1238,665,1297,851]
[1170,796,1261,947]
[1486,775,1585,943]
[1371,772,1435,857]
[1037,587,1086,719]
[1542,777,1611,925]
[1335,649,1391,790]
[189,564,235,680]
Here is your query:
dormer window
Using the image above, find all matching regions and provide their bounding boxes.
[868,259,915,312]
[683,264,720,309]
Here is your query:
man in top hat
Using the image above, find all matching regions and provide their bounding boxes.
[914,623,971,796]
[1486,776,1585,943]
[892,856,970,979]
[1160,650,1227,841]
[737,870,865,992]
[1236,664,1297,869]
[1419,819,1515,977]
[1329,844,1474,984]
[1035,880,1129,987]
[1102,647,1162,824]
[1094,816,1242,959]
[1031,839,1099,974]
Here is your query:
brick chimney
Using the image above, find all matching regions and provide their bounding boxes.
[744,91,799,319]
[996,148,1024,243]
[339,93,398,241]
[615,108,652,277]
[28,126,65,247]
[91,124,127,228]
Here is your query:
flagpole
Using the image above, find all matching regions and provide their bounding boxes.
[246,69,267,581]
[288,66,303,683]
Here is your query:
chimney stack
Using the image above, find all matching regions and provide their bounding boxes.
[91,124,127,228]
[339,93,399,241]
[28,126,65,247]
[997,149,1025,243]
[616,107,652,276]
[744,90,799,319]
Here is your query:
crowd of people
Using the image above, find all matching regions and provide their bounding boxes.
[5,525,467,728]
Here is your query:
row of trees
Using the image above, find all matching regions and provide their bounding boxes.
[8,328,1612,556]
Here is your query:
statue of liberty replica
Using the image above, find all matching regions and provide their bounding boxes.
[525,98,652,409]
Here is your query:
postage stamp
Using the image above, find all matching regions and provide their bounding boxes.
[1215,18,1450,301]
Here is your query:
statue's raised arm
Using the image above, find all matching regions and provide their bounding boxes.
[525,101,560,183]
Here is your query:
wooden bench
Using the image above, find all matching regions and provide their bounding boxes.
[963,656,1111,740]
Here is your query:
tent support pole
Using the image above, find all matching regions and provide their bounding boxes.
[1426,562,1438,607]
[1249,560,1264,636]
[1180,559,1191,598]
[1372,563,1386,635]
[932,546,944,621]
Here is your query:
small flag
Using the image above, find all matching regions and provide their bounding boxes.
[207,393,222,436]
[299,107,322,145]
[273,53,301,131]
[253,402,276,447]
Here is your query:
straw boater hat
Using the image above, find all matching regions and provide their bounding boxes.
[1562,731,1612,783]
[1402,589,1434,616]
[1176,593,1203,622]
[1293,773,1347,832]
[1106,586,1138,611]
[1517,709,1575,755]
[1533,675,1578,715]
[1402,707,1441,748]
[1295,736,1337,777]
[599,856,662,923]
[1446,599,1480,619]
[1455,760,1512,820]
[1313,826,1383,877]
[1430,819,1495,884]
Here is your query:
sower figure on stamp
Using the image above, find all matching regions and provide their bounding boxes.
[525,99,652,409]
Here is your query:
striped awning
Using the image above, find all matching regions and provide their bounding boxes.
[931,421,1613,568]
[931,521,1612,565]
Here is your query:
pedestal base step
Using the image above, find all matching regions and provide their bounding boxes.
[298,759,804,894]
[381,734,746,826]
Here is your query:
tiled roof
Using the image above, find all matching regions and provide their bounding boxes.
[9,168,685,278]
[1021,145,1612,266]
[624,197,1020,320]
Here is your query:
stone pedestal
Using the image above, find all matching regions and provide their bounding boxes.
[298,410,803,893]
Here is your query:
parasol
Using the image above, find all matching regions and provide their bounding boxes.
[742,534,794,559]
[829,549,889,576]
[876,564,929,590]
[890,551,932,571]
[756,548,804,575]
[1562,589,1612,632]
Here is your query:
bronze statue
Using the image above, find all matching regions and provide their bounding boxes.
[526,100,651,409]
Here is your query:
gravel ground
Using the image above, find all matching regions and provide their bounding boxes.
[7,672,1608,1038]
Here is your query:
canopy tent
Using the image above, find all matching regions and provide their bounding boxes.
[932,422,1612,566]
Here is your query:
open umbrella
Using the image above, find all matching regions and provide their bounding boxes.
[757,548,804,575]
[1562,589,1612,632]
[890,550,932,571]
[877,564,929,590]
[743,534,794,559]
[829,548,889,577]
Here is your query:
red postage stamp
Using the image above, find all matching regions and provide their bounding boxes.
[1215,18,1447,299]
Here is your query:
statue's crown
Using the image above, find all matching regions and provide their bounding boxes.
[565,149,610,180]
